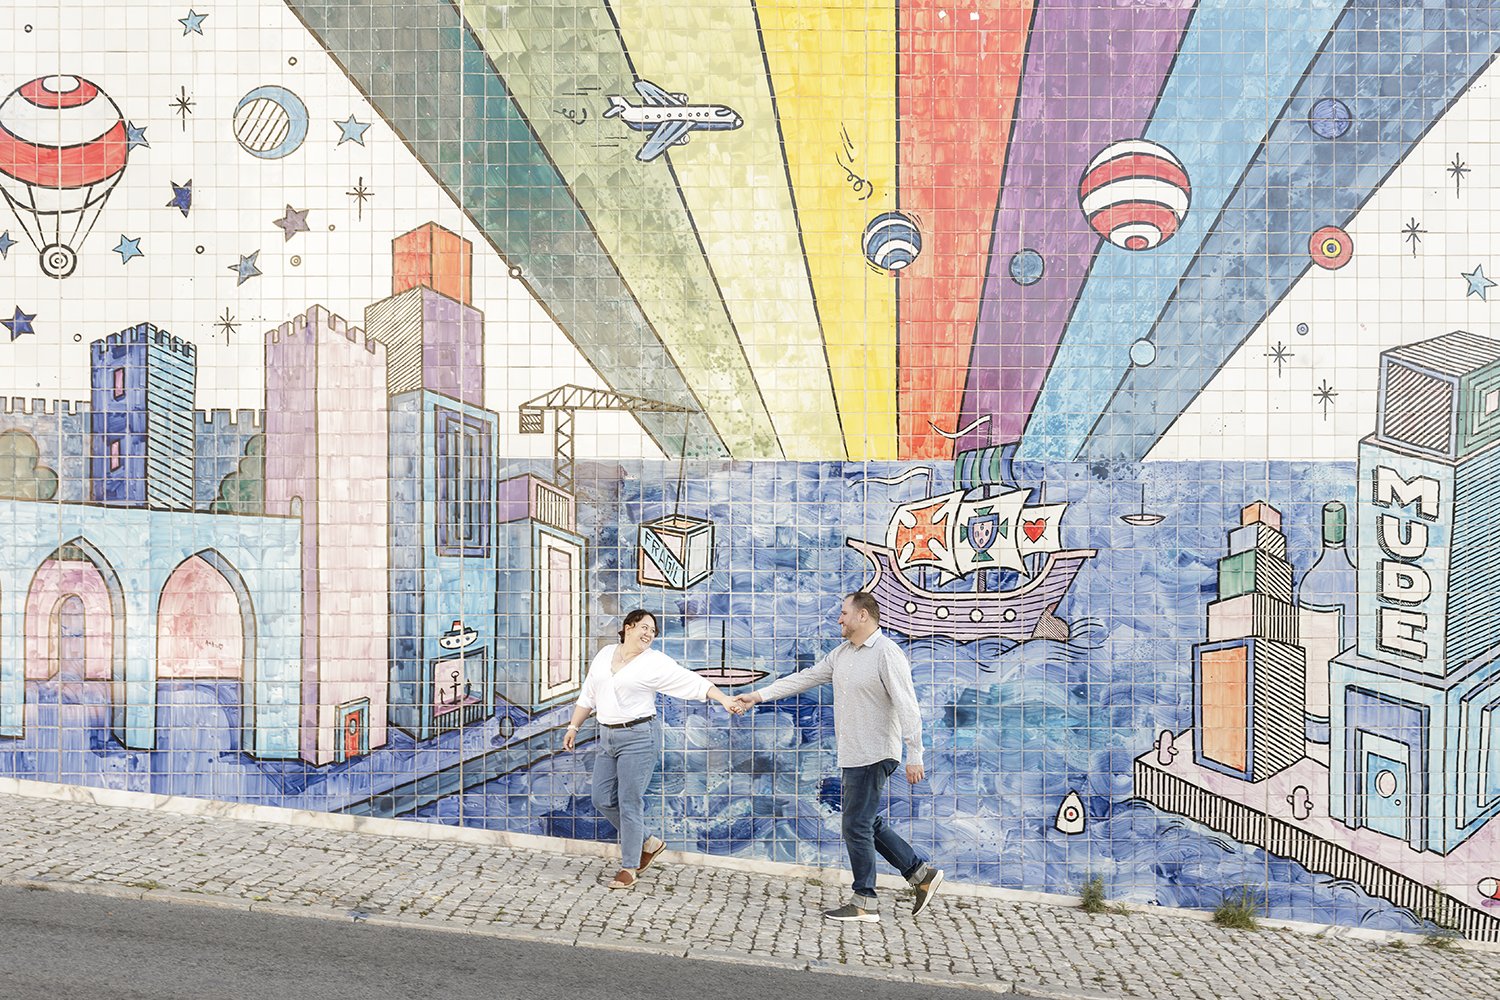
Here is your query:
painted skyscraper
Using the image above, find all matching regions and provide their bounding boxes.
[1193,501,1306,783]
[1330,330,1500,853]
[89,323,196,510]
[263,306,392,766]
[369,225,504,739]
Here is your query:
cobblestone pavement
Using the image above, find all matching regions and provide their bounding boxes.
[0,790,1493,1000]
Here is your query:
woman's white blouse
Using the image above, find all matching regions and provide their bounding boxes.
[576,645,713,724]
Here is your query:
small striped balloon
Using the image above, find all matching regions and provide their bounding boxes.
[1078,139,1191,252]
[862,211,922,272]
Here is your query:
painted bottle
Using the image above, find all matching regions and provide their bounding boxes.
[1296,501,1357,762]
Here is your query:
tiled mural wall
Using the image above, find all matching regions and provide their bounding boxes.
[4,0,1500,939]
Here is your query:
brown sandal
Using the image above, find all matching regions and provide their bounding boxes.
[606,869,637,890]
[639,839,666,873]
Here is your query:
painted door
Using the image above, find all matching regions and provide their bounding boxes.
[56,595,86,682]
[344,711,363,760]
[1363,751,1409,839]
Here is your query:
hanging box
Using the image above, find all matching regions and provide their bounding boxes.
[638,514,715,589]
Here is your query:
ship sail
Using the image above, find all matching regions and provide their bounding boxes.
[1016,502,1068,558]
[952,489,1030,573]
[886,490,964,575]
[888,488,1046,576]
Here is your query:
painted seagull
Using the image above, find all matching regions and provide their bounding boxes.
[604,80,744,162]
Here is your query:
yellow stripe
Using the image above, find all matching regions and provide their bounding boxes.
[458,0,782,458]
[612,0,847,460]
[757,0,899,460]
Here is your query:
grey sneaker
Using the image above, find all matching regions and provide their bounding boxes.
[912,868,944,916]
[824,902,879,923]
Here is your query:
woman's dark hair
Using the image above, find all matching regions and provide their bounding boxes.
[618,609,659,643]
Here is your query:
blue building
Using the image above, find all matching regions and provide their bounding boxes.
[387,390,502,739]
[1330,331,1500,854]
[89,324,196,510]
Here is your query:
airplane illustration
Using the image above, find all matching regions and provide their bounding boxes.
[604,80,744,162]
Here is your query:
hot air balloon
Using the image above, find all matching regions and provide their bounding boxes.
[0,75,129,279]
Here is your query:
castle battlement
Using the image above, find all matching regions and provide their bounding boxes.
[266,305,383,357]
[91,322,196,360]
[0,397,86,417]
[196,408,264,433]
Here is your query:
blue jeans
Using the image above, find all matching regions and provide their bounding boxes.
[591,718,659,869]
[842,759,930,908]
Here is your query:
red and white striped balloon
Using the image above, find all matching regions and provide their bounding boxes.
[0,76,128,278]
[1078,139,1191,252]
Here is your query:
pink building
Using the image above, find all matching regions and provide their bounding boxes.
[263,306,391,766]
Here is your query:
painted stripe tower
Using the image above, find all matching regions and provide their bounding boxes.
[1193,501,1306,782]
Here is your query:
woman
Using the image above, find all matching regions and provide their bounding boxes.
[562,609,743,889]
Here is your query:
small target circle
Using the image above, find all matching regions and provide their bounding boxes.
[1296,322,1310,336]
[288,57,298,66]
[291,255,301,267]
[1309,226,1353,270]
[195,245,205,255]
[73,334,82,342]
[508,264,523,279]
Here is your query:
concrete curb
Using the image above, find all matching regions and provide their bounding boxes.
[4,775,1500,959]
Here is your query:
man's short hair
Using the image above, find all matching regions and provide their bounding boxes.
[846,591,881,623]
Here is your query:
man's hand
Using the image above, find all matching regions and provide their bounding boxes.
[905,764,924,784]
[562,727,578,752]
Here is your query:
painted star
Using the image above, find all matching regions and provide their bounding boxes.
[178,9,207,34]
[273,205,310,241]
[167,180,193,217]
[230,251,262,285]
[2,306,35,341]
[1401,218,1426,257]
[346,176,373,219]
[170,86,195,131]
[0,231,15,259]
[215,308,239,343]
[113,235,144,264]
[1463,264,1496,300]
[1314,379,1339,420]
[1448,154,1470,198]
[335,114,371,147]
[1264,341,1294,378]
[125,121,150,151]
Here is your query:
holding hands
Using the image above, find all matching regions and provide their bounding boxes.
[727,691,762,714]
[713,690,747,715]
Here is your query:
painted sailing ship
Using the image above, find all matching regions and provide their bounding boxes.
[847,457,1095,642]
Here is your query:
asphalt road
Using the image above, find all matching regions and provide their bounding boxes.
[0,884,1031,1000]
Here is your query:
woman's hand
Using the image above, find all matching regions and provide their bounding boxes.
[563,726,578,751]
[716,693,745,715]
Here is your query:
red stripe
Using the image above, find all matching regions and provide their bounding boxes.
[18,76,99,110]
[1078,153,1190,201]
[0,122,127,187]
[1088,202,1181,243]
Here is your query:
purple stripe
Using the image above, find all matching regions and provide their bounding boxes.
[958,0,1195,452]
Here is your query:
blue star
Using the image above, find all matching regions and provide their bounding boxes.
[0,231,15,259]
[114,235,144,264]
[335,114,371,147]
[179,9,207,35]
[125,121,150,151]
[1464,264,1497,300]
[230,250,261,285]
[167,180,193,217]
[2,306,35,341]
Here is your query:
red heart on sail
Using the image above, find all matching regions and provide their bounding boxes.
[1022,519,1047,542]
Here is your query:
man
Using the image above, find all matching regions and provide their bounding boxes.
[734,592,942,923]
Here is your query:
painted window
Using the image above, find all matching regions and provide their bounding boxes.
[108,438,122,471]
[111,367,125,399]
[435,408,491,558]
[1486,388,1500,416]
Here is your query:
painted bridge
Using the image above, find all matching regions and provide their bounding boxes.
[0,499,302,756]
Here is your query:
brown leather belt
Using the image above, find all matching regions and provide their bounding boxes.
[601,715,656,730]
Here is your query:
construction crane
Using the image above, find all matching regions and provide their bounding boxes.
[518,384,697,493]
